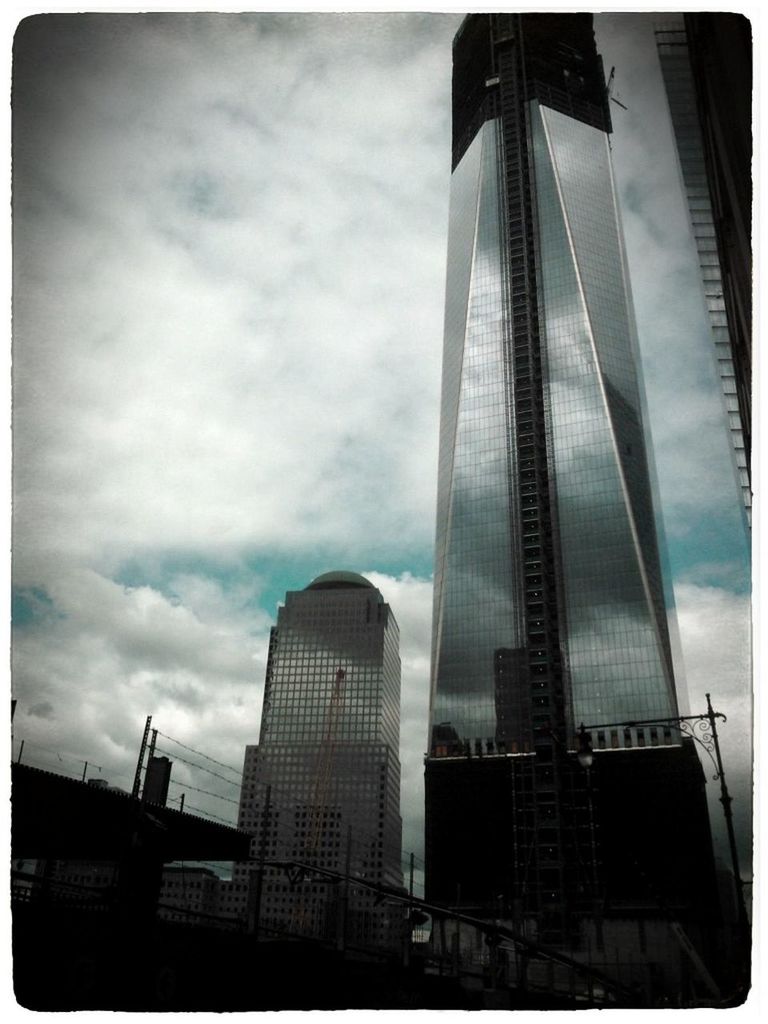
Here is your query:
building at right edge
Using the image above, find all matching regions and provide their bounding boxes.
[654,14,752,526]
[425,13,741,1005]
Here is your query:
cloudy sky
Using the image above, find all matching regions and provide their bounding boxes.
[10,6,753,892]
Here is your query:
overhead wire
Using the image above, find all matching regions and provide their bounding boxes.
[14,730,426,888]
[154,745,242,789]
[165,776,240,806]
[12,740,137,789]
[154,729,244,777]
[166,796,240,826]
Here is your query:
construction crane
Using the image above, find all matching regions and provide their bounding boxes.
[306,667,347,856]
[291,667,347,935]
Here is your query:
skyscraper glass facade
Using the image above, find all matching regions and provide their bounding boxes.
[426,15,686,942]
[531,102,676,727]
[429,14,679,762]
[431,117,524,750]
[232,571,403,949]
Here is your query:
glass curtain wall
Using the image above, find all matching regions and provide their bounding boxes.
[430,118,526,750]
[532,101,678,727]
[430,98,680,751]
[232,576,403,949]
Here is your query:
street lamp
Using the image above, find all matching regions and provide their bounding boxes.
[576,725,593,769]
[576,693,750,955]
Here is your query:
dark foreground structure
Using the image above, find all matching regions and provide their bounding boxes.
[13,904,616,1012]
[13,907,457,1012]
[12,759,743,1008]
[9,767,617,1010]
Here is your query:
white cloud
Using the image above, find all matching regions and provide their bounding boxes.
[12,12,456,845]
[11,563,435,861]
[12,565,271,816]
[13,13,453,577]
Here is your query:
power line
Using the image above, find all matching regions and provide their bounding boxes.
[156,735,420,873]
[154,745,242,788]
[14,730,426,879]
[166,776,240,806]
[229,773,425,878]
[166,795,237,827]
[17,755,85,783]
[155,730,243,777]
[13,738,106,775]
[157,733,412,868]
[13,745,137,789]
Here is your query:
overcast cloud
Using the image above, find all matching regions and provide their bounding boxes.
[11,10,752,888]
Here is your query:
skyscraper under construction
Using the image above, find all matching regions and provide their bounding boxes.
[425,14,721,986]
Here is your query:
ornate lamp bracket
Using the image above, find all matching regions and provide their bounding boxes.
[678,712,726,782]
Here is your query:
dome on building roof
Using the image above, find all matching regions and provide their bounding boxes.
[305,570,375,591]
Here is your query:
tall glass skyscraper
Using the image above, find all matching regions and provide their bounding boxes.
[425,14,702,951]
[232,571,403,950]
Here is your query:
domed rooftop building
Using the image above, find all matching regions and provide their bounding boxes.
[231,569,402,952]
[305,570,376,591]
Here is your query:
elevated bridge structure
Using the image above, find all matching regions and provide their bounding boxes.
[12,761,252,862]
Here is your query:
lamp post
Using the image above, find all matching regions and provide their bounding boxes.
[576,693,750,956]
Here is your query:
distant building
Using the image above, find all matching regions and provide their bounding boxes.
[655,13,752,524]
[158,866,222,926]
[231,571,404,950]
[143,756,172,806]
[41,859,119,907]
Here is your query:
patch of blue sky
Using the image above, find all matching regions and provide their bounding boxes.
[667,514,750,594]
[115,551,268,610]
[113,548,435,621]
[12,586,62,628]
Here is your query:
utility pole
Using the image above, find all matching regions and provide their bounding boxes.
[578,694,751,1000]
[140,729,159,804]
[403,852,415,967]
[704,693,751,986]
[454,883,462,975]
[579,696,750,956]
[131,715,152,799]
[705,694,749,937]
[249,784,271,940]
